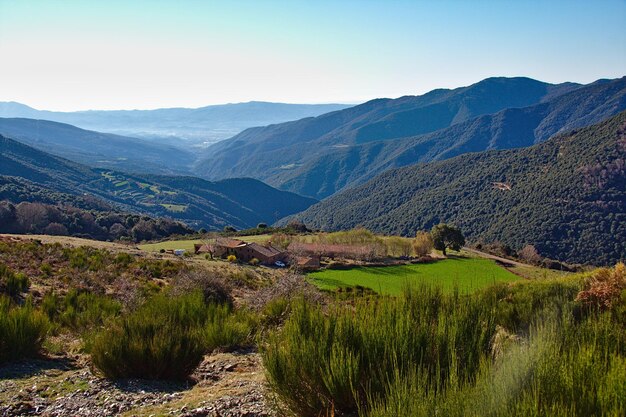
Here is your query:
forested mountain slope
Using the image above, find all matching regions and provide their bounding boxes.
[0,135,316,230]
[197,77,625,199]
[289,111,626,265]
[196,77,582,194]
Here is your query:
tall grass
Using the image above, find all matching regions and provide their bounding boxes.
[262,286,498,416]
[367,311,625,417]
[263,276,625,417]
[42,290,122,332]
[0,296,50,364]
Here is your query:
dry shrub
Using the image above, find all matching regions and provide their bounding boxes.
[247,273,325,311]
[171,269,233,306]
[518,245,542,265]
[413,231,434,257]
[576,262,625,310]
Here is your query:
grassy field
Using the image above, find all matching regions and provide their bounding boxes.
[139,234,273,253]
[307,256,520,295]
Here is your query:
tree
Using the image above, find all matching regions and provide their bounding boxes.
[257,223,268,229]
[430,223,465,256]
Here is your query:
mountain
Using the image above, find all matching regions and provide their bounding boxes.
[288,111,626,266]
[0,101,353,147]
[0,134,317,230]
[0,118,194,175]
[271,77,626,198]
[195,77,584,196]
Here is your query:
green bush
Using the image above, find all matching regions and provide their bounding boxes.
[0,263,29,297]
[0,296,50,364]
[89,292,208,380]
[43,290,121,332]
[205,303,257,352]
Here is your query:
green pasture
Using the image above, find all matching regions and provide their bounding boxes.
[308,256,520,295]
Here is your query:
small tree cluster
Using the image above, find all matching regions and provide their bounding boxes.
[430,224,465,256]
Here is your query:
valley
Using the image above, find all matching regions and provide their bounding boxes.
[1,4,625,413]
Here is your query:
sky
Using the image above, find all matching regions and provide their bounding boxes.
[1,0,625,111]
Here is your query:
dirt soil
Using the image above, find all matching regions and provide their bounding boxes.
[0,349,275,417]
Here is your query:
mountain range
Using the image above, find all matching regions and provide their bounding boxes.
[0,101,353,147]
[196,76,626,199]
[0,118,194,175]
[287,111,626,265]
[0,134,316,230]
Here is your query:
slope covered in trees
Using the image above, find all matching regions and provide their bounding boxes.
[195,77,582,196]
[289,111,626,265]
[196,77,625,199]
[0,135,317,230]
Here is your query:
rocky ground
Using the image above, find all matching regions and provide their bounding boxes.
[0,349,275,417]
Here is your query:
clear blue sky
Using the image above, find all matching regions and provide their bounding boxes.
[1,0,624,110]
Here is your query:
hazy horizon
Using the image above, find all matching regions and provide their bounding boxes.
[1,0,625,111]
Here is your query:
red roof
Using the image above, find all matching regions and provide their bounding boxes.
[214,238,247,248]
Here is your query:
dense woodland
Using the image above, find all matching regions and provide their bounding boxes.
[293,112,626,265]
[0,200,192,242]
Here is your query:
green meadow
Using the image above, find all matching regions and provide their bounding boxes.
[308,256,520,295]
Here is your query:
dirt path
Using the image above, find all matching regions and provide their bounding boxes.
[463,247,528,267]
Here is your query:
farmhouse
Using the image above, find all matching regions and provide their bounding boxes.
[293,255,321,270]
[196,238,286,265]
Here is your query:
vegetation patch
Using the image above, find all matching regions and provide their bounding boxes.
[160,203,188,213]
[308,257,519,295]
[0,296,50,364]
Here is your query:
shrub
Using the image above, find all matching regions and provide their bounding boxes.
[413,231,434,257]
[576,263,626,310]
[44,290,122,332]
[227,255,237,263]
[0,263,29,297]
[263,286,496,416]
[171,270,233,306]
[89,292,208,380]
[518,244,542,265]
[205,303,257,352]
[249,258,260,266]
[0,296,50,364]
[40,263,53,276]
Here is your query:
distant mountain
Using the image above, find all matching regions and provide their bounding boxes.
[0,101,353,147]
[196,77,585,196]
[0,134,317,230]
[0,118,194,175]
[288,111,626,266]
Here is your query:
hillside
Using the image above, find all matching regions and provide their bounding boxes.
[0,101,352,147]
[0,118,194,175]
[196,77,626,199]
[288,111,626,265]
[0,134,317,230]
[196,77,582,195]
